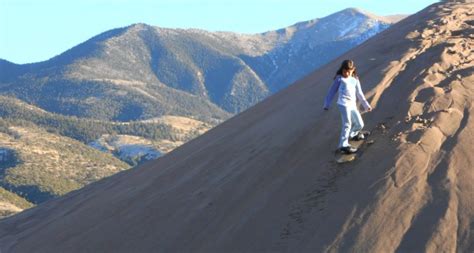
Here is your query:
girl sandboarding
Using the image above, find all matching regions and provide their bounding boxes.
[323,59,372,154]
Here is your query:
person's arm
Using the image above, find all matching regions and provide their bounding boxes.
[323,78,340,110]
[355,79,372,111]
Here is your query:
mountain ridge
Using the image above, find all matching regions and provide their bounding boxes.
[0,8,401,119]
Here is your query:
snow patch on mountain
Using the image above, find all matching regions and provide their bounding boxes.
[339,17,363,37]
[89,134,162,166]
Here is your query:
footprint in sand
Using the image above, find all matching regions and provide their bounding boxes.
[406,30,421,40]
[414,87,445,103]
[405,129,424,144]
[427,93,453,113]
[451,28,474,37]
[421,29,436,39]
[423,73,445,85]
[465,20,474,26]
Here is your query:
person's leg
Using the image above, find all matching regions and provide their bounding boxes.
[338,105,352,148]
[349,107,364,138]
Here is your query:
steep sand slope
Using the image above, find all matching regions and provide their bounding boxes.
[0,1,473,252]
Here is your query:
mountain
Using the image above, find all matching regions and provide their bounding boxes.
[0,8,399,121]
[0,96,211,209]
[88,116,211,165]
[0,95,209,144]
[252,8,396,92]
[0,94,211,164]
[0,60,21,83]
[1,0,472,252]
[0,119,130,206]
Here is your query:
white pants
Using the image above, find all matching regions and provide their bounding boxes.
[337,104,364,148]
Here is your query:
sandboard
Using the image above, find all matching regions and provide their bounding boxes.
[335,137,375,164]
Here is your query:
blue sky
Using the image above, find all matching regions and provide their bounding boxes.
[1,0,439,64]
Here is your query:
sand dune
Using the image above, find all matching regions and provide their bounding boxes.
[0,0,473,252]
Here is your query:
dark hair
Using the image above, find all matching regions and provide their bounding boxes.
[334,59,359,79]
